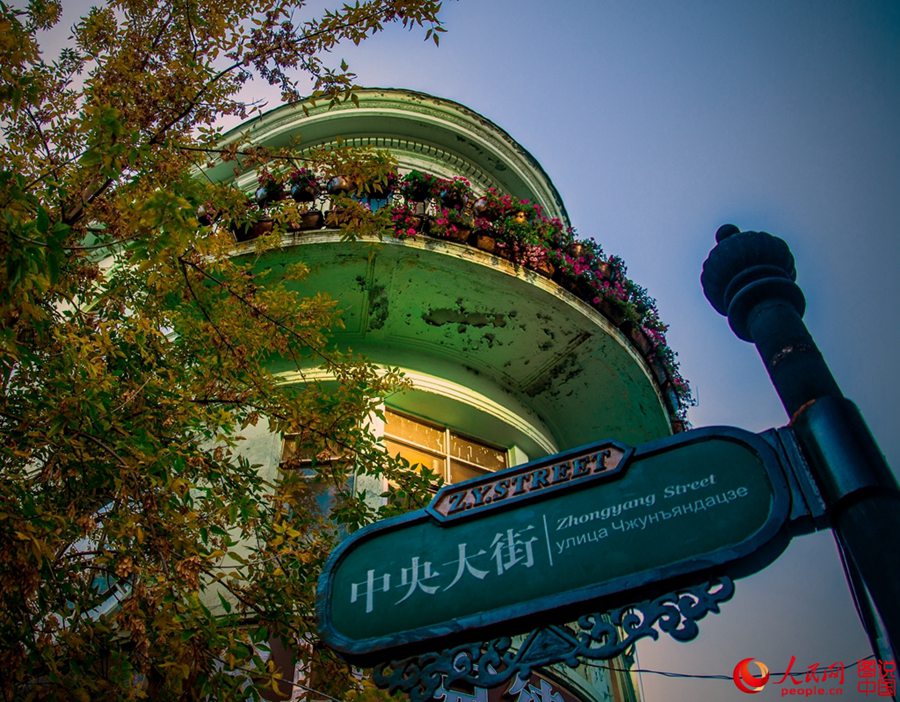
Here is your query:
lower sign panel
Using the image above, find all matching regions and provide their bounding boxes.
[317,427,790,662]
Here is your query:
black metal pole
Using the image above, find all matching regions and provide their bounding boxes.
[701,224,900,662]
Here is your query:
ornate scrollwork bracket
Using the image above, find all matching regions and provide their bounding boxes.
[371,577,734,702]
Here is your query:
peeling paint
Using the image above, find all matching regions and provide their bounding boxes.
[367,283,389,330]
[422,305,507,330]
[525,354,585,398]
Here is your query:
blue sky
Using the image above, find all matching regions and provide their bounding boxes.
[319,2,899,700]
[42,0,899,699]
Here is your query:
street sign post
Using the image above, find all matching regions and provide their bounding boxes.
[317,426,791,664]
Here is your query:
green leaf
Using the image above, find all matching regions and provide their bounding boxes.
[217,592,232,613]
[35,206,49,235]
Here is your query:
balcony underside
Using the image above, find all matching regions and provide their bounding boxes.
[248,233,671,455]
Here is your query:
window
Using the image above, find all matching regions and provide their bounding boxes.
[279,436,345,516]
[382,409,507,484]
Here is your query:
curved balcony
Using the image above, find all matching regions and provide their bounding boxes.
[240,227,678,453]
[208,89,690,450]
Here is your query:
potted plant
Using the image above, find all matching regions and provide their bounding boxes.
[255,170,283,207]
[472,188,509,222]
[399,170,437,203]
[391,204,424,239]
[288,168,320,202]
[430,207,471,243]
[436,176,470,209]
[229,209,273,243]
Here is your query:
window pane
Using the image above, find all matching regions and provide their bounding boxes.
[450,433,507,472]
[384,439,445,477]
[450,459,491,484]
[384,410,445,453]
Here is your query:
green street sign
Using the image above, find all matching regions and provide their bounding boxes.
[317,427,791,663]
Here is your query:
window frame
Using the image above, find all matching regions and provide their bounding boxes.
[382,408,509,484]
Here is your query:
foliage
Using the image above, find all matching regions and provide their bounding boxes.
[288,168,318,190]
[398,169,437,201]
[429,206,471,240]
[435,175,469,207]
[390,203,422,239]
[0,0,445,699]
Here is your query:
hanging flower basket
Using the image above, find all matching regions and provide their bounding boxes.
[437,176,470,210]
[399,170,437,202]
[289,169,320,202]
[255,180,283,208]
[326,175,353,194]
[196,204,217,227]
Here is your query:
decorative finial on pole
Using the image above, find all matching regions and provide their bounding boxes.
[700,223,899,663]
[701,225,804,341]
[714,223,740,242]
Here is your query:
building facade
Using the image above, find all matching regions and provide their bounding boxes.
[213,88,685,701]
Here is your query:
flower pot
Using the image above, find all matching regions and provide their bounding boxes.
[528,259,555,278]
[597,298,628,326]
[628,325,654,356]
[671,419,688,434]
[650,358,669,385]
[473,232,497,253]
[494,242,516,262]
[325,208,348,227]
[232,219,273,243]
[446,226,470,244]
[290,211,324,231]
[551,266,569,285]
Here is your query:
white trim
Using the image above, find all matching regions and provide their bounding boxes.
[273,366,557,456]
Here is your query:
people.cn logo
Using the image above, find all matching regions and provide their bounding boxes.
[733,658,770,694]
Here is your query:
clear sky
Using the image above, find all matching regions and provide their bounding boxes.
[315,2,899,700]
[43,1,900,699]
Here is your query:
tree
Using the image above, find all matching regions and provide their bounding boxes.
[0,0,445,699]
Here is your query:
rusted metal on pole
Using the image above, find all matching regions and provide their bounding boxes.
[701,224,900,661]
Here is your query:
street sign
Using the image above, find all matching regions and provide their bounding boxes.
[317,426,791,663]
